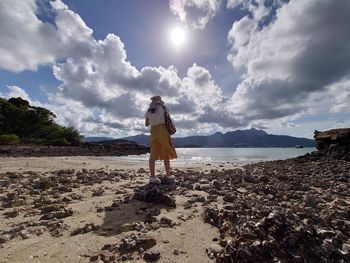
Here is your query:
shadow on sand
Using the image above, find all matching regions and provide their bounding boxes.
[95,180,177,237]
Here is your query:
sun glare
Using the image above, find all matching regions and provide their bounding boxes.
[169,26,186,49]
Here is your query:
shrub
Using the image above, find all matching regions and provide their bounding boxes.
[48,138,69,146]
[0,134,20,144]
[22,137,47,144]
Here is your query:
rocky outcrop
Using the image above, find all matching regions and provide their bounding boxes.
[314,128,350,160]
[0,139,149,157]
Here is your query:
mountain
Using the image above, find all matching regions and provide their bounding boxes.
[122,128,315,148]
[83,136,115,142]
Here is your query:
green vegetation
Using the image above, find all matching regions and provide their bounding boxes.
[0,97,82,145]
[0,134,20,144]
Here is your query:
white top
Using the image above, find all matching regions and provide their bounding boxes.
[145,104,165,127]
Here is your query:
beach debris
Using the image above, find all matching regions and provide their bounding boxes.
[71,223,99,236]
[47,220,68,237]
[39,208,73,220]
[92,187,105,197]
[1,139,350,262]
[3,209,21,218]
[143,248,161,261]
[133,184,176,208]
[90,234,157,261]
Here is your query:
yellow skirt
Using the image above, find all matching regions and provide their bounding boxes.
[150,124,177,160]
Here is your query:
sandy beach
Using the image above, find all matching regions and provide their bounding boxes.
[0,157,237,263]
[0,155,349,263]
[0,156,240,174]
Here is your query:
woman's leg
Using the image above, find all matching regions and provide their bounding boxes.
[164,156,170,176]
[149,159,156,177]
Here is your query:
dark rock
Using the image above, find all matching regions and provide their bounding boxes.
[71,223,99,236]
[0,140,149,157]
[314,128,350,159]
[211,180,221,189]
[90,255,99,262]
[117,235,157,254]
[3,209,20,218]
[144,213,157,224]
[39,208,73,220]
[134,186,176,208]
[143,248,160,262]
[92,188,105,197]
[159,217,175,227]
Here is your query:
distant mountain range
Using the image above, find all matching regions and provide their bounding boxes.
[84,128,315,148]
[82,136,115,142]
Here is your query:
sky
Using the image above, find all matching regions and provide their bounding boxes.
[0,0,350,139]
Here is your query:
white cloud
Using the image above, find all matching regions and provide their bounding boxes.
[0,0,244,136]
[1,86,31,102]
[228,0,350,123]
[1,0,349,138]
[328,79,350,113]
[0,0,95,72]
[170,0,222,29]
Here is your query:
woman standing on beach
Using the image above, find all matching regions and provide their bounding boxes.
[145,96,177,184]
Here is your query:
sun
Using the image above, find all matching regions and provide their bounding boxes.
[169,26,187,49]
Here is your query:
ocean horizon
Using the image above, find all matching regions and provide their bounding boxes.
[112,147,316,164]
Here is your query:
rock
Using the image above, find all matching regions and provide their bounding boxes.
[40,204,66,214]
[314,128,350,159]
[0,141,149,157]
[47,221,68,237]
[19,230,29,239]
[99,250,116,262]
[143,248,160,261]
[40,208,73,220]
[211,180,221,189]
[0,234,11,244]
[92,188,105,197]
[223,193,236,202]
[159,217,174,227]
[183,202,192,209]
[89,255,99,262]
[208,243,224,254]
[3,209,20,218]
[144,213,157,224]
[117,235,157,254]
[134,187,176,208]
[71,223,99,236]
[188,195,205,203]
[236,187,248,194]
[33,178,53,190]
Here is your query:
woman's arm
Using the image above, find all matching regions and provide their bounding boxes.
[145,117,150,127]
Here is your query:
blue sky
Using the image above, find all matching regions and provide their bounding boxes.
[0,0,350,139]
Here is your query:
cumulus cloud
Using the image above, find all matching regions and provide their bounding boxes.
[328,79,350,113]
[0,0,245,136]
[0,0,95,72]
[1,86,32,102]
[170,0,222,29]
[3,0,348,138]
[228,0,350,122]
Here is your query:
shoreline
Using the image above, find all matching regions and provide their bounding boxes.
[0,156,243,174]
[0,155,349,262]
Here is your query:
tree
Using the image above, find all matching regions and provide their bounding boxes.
[0,97,82,145]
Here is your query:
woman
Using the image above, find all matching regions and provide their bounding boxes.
[145,96,177,184]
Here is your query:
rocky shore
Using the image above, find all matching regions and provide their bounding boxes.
[0,139,149,157]
[0,152,349,262]
[0,128,349,262]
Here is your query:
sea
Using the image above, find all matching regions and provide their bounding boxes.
[113,147,316,164]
